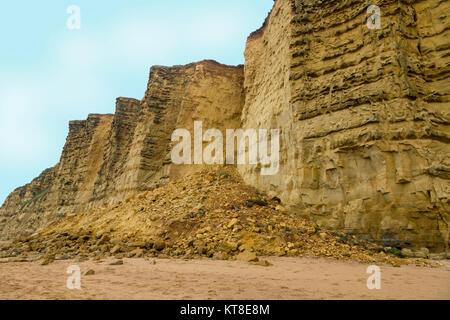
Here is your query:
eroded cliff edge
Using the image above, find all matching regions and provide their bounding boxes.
[1,0,449,252]
[240,0,449,251]
[0,60,244,240]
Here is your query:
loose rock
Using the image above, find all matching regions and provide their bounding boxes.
[237,251,258,263]
[82,269,95,276]
[110,259,124,266]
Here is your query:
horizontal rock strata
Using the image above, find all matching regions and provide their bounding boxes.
[0,61,244,240]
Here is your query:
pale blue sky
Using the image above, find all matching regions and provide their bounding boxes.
[0,0,273,205]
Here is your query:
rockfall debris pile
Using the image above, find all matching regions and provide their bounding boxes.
[0,168,442,267]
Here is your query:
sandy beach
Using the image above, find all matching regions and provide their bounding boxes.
[1,257,449,300]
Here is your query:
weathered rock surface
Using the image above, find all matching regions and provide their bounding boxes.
[239,0,449,251]
[0,0,448,253]
[0,60,244,240]
[2,168,428,267]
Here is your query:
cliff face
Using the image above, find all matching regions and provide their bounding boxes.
[0,60,244,240]
[240,0,450,250]
[1,0,449,251]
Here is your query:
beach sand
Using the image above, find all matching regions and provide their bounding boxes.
[0,257,449,300]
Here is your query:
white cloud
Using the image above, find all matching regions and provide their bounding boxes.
[0,83,50,162]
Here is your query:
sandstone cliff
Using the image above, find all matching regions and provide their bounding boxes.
[0,60,244,240]
[1,0,449,253]
[240,0,449,251]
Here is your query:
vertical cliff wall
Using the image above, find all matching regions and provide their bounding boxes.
[0,60,244,240]
[240,0,449,251]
